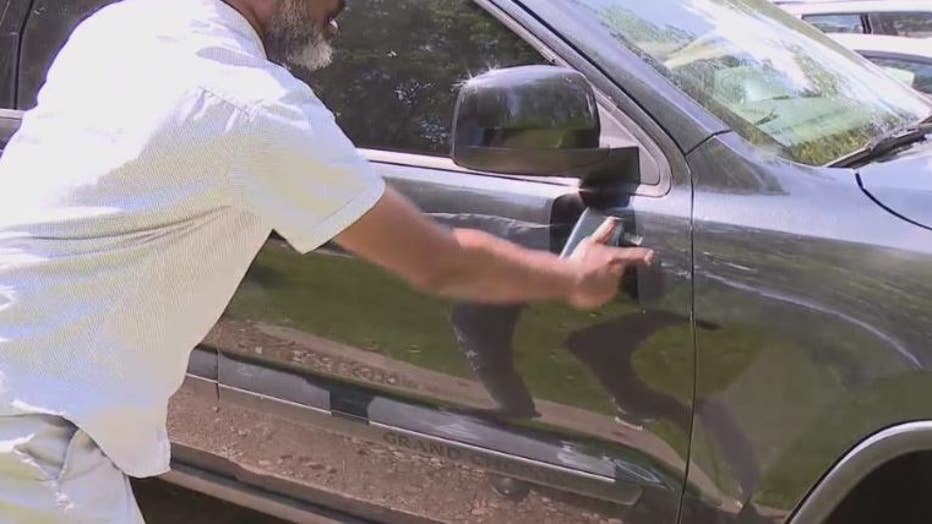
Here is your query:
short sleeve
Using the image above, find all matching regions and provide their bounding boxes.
[229,90,385,254]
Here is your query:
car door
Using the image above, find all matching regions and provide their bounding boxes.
[191,1,696,522]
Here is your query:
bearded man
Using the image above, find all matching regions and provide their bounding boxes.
[0,0,652,520]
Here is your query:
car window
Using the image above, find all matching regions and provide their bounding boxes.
[869,12,932,38]
[869,56,932,95]
[561,0,931,166]
[0,0,34,109]
[802,14,865,34]
[298,1,549,156]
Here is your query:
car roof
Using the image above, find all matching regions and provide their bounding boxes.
[782,1,932,16]
[829,33,932,58]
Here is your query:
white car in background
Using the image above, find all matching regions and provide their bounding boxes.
[780,1,932,38]
[829,33,932,96]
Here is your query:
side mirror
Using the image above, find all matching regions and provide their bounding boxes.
[451,66,639,187]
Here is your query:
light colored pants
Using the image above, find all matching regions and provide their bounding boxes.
[0,414,144,523]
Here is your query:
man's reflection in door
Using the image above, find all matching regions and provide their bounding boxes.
[450,303,538,418]
[439,213,762,517]
[449,302,690,429]
[448,300,762,518]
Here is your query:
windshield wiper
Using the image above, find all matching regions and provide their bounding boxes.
[832,120,932,168]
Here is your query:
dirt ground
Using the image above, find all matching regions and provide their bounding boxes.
[165,387,627,523]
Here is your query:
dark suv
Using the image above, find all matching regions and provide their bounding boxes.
[2,1,932,523]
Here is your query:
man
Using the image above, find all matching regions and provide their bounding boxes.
[0,0,653,520]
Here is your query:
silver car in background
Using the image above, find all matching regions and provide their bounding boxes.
[780,1,932,37]
[829,33,932,96]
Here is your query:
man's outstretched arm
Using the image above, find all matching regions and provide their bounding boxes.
[335,187,654,310]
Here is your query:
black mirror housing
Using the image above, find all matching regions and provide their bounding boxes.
[452,66,639,187]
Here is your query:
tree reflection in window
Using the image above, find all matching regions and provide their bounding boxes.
[293,1,548,156]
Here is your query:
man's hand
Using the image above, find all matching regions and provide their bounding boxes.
[335,188,654,310]
[565,218,655,310]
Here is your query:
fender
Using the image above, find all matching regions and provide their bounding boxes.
[791,421,932,523]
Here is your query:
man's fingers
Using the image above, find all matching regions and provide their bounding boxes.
[589,218,620,245]
[609,247,655,266]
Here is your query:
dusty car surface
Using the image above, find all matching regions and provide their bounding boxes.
[2,1,932,523]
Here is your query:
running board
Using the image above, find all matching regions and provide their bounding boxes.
[180,347,665,507]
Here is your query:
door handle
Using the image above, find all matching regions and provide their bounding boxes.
[559,207,624,258]
[559,207,644,255]
[560,207,666,304]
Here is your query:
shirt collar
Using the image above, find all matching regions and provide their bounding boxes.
[210,0,267,58]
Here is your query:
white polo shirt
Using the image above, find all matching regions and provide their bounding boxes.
[0,0,385,477]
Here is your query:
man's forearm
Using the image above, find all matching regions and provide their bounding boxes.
[428,228,577,304]
[335,188,575,304]
[335,187,647,310]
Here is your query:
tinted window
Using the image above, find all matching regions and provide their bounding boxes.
[869,56,932,95]
[869,12,932,38]
[803,14,865,34]
[297,1,548,155]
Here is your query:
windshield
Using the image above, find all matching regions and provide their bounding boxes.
[563,0,931,165]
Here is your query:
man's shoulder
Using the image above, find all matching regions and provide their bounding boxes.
[36,0,324,138]
[199,60,318,117]
[74,0,314,111]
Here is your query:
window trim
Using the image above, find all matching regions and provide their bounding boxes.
[362,148,578,189]
[863,14,874,34]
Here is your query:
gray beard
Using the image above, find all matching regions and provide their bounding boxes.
[265,1,334,71]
